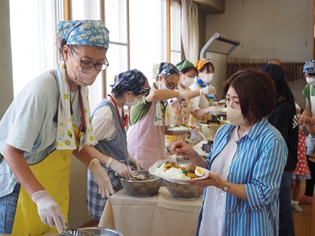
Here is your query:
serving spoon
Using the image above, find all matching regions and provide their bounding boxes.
[63,223,92,236]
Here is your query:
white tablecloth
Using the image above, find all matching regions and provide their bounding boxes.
[99,186,202,236]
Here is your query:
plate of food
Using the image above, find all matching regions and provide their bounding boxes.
[148,162,209,183]
[208,107,227,116]
[167,125,195,132]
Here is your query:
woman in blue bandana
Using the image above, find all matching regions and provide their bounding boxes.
[0,20,134,235]
[87,69,148,221]
[127,62,189,170]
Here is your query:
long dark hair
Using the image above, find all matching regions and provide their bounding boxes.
[274,79,295,104]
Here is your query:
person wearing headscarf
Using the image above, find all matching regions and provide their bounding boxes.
[165,59,216,151]
[260,63,298,236]
[127,62,188,170]
[0,20,134,235]
[87,69,148,221]
[189,58,217,123]
[298,60,315,205]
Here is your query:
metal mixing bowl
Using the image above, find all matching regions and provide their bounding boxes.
[164,179,204,200]
[58,227,123,236]
[120,174,163,197]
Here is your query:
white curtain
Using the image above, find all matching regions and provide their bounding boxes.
[181,0,199,63]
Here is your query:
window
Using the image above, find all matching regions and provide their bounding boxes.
[104,0,128,95]
[9,0,60,96]
[10,0,182,108]
[129,0,166,83]
[170,0,181,65]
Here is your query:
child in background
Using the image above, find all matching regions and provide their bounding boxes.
[291,103,313,212]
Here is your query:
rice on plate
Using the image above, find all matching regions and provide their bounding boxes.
[155,163,190,180]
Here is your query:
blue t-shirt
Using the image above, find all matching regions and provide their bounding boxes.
[0,71,81,197]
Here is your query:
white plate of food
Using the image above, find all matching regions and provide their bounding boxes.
[167,126,195,132]
[148,162,209,183]
[208,107,227,116]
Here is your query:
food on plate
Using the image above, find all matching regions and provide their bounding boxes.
[195,166,205,177]
[170,125,191,131]
[186,172,197,178]
[155,162,202,180]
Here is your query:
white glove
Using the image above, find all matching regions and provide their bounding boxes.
[176,92,188,104]
[31,190,65,233]
[89,158,114,198]
[106,157,133,180]
[127,156,142,171]
[200,85,216,95]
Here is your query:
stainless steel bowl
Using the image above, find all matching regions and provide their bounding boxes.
[164,179,204,200]
[120,174,163,197]
[58,227,123,236]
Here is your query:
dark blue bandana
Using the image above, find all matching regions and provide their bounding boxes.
[112,69,149,94]
[156,62,179,79]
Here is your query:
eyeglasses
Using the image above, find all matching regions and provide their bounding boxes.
[70,47,109,71]
[164,78,177,90]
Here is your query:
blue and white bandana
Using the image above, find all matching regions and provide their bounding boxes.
[156,62,179,79]
[112,69,150,94]
[303,60,315,74]
[58,20,109,49]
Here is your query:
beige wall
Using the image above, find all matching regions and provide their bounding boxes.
[0,0,13,119]
[203,0,314,108]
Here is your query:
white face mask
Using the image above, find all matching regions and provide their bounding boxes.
[201,73,214,83]
[159,79,171,90]
[125,95,141,107]
[68,52,99,86]
[182,75,194,87]
[306,77,315,86]
[227,107,247,126]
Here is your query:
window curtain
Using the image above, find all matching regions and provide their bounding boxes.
[181,0,199,63]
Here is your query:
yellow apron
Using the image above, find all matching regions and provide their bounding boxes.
[11,126,81,236]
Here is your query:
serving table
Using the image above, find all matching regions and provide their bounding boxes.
[99,186,203,236]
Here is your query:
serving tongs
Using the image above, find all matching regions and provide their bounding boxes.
[115,166,149,180]
[63,223,92,236]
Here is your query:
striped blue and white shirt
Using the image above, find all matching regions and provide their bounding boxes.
[197,118,288,236]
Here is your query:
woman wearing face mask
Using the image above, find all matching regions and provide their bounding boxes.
[127,62,188,170]
[0,20,134,235]
[87,69,148,221]
[172,70,288,236]
[298,60,315,205]
[190,58,216,109]
[165,59,216,151]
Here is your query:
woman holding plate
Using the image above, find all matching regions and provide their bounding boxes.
[172,70,288,236]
